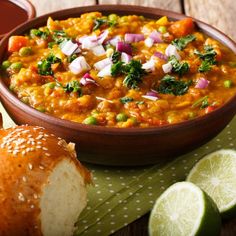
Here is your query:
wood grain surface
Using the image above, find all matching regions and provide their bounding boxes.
[29,0,96,16]
[184,0,236,41]
[23,1,236,235]
[99,0,182,12]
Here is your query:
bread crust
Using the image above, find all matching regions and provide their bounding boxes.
[0,125,91,236]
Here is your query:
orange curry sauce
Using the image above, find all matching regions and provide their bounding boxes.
[2,12,236,127]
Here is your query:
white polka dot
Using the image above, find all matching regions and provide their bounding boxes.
[108,183,113,187]
[136,200,140,203]
[108,209,112,212]
[137,208,141,211]
[104,169,109,173]
[161,186,165,190]
[105,201,110,205]
[182,159,187,163]
[171,167,175,170]
[106,177,111,180]
[139,185,143,188]
[217,145,222,148]
[216,138,220,142]
[84,226,88,230]
[148,176,153,179]
[109,190,115,193]
[148,186,153,189]
[132,175,137,178]
[129,192,133,195]
[97,229,101,233]
[96,190,101,194]
[94,210,99,213]
[98,198,103,201]
[124,222,128,226]
[97,221,101,225]
[159,172,163,176]
[160,179,164,183]
[121,182,126,186]
[194,153,198,156]
[119,176,124,179]
[93,176,97,180]
[86,206,91,210]
[172,173,176,176]
[184,166,188,170]
[118,200,123,203]
[148,193,153,196]
[95,184,99,187]
[82,220,87,223]
[135,192,140,196]
[110,214,115,218]
[124,214,128,218]
[123,207,128,210]
[110,230,115,234]
[110,222,115,225]
[205,146,209,149]
[149,200,154,204]
[96,218,100,221]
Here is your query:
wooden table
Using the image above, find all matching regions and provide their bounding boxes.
[29,0,236,235]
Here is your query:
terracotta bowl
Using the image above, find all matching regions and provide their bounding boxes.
[0,0,36,39]
[0,5,236,166]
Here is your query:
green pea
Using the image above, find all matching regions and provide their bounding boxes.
[139,15,145,21]
[10,62,22,72]
[129,117,137,125]
[30,29,40,38]
[1,60,11,70]
[36,106,46,113]
[83,116,97,125]
[224,80,233,88]
[158,26,167,34]
[108,14,118,22]
[47,82,56,89]
[120,16,128,23]
[19,47,33,57]
[116,113,128,122]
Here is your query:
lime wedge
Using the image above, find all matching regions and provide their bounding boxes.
[149,182,221,236]
[187,149,236,218]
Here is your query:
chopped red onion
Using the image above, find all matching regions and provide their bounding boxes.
[94,58,112,71]
[149,30,163,43]
[146,90,159,97]
[124,33,145,43]
[162,62,173,73]
[144,37,154,48]
[154,51,168,61]
[60,40,79,56]
[195,78,210,89]
[142,95,159,101]
[121,52,132,64]
[80,73,98,86]
[142,59,156,72]
[165,44,181,60]
[69,56,90,75]
[109,36,121,46]
[116,42,132,55]
[97,64,112,77]
[91,45,106,56]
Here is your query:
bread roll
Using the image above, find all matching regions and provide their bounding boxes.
[0,125,91,236]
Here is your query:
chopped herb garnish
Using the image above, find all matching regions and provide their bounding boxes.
[111,61,124,76]
[195,45,217,73]
[52,30,69,45]
[122,60,146,89]
[55,79,82,96]
[158,75,192,96]
[136,101,145,105]
[67,54,77,63]
[172,34,196,50]
[30,28,50,39]
[111,60,146,89]
[168,55,189,76]
[120,97,134,104]
[111,51,121,63]
[63,80,82,95]
[37,54,61,76]
[192,96,209,108]
[93,17,117,31]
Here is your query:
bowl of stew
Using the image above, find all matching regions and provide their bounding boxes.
[0,5,236,165]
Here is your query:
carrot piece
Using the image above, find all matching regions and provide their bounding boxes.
[168,18,195,38]
[8,36,29,52]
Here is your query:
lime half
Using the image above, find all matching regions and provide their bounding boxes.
[149,182,221,236]
[187,149,236,218]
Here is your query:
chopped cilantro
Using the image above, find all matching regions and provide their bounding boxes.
[168,55,189,76]
[195,45,217,72]
[192,96,209,108]
[111,51,121,63]
[64,80,82,95]
[172,34,196,50]
[52,30,69,45]
[111,61,124,76]
[158,75,192,96]
[37,55,61,76]
[67,54,77,63]
[120,97,134,104]
[30,28,50,39]
[93,17,117,31]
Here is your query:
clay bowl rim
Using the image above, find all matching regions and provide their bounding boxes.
[0,0,36,39]
[0,4,236,136]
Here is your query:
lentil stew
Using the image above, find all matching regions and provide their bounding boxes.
[1,12,236,128]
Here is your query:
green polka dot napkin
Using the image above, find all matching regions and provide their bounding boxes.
[1,103,235,236]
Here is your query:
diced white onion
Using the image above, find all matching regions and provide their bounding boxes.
[144,37,154,48]
[162,62,173,73]
[91,45,106,56]
[94,58,112,71]
[97,30,109,44]
[142,59,156,72]
[69,56,90,75]
[81,35,98,49]
[165,44,181,60]
[109,36,121,46]
[60,40,79,56]
[97,64,112,77]
[121,52,132,64]
[142,95,159,101]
